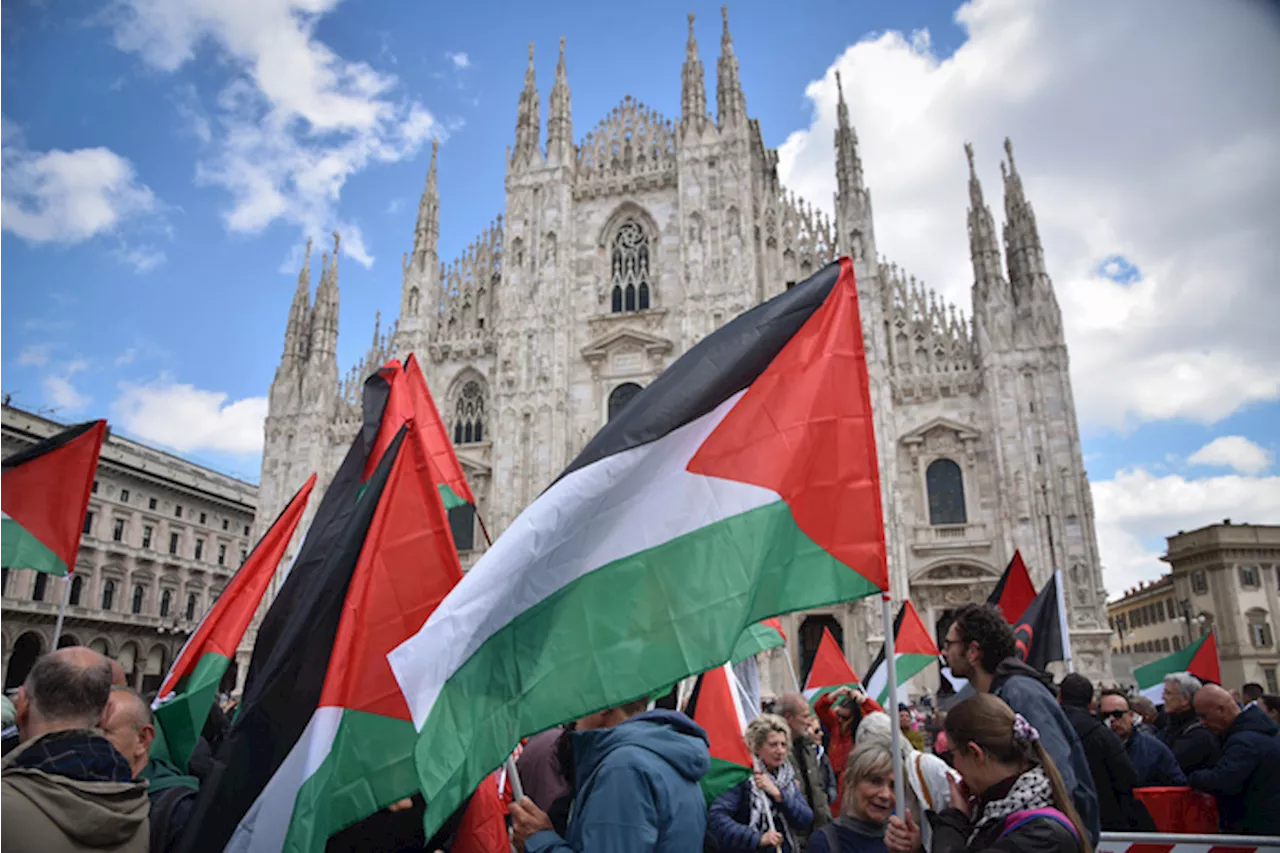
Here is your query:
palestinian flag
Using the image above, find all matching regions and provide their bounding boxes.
[1135,631,1220,704]
[731,617,787,665]
[686,664,753,803]
[1012,571,1066,671]
[988,549,1036,624]
[154,474,315,771]
[179,372,466,853]
[2,419,106,577]
[389,258,888,836]
[802,626,860,703]
[865,601,940,705]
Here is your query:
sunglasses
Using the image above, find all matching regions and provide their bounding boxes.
[1097,710,1128,721]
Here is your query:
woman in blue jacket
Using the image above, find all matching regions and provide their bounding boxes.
[708,714,814,852]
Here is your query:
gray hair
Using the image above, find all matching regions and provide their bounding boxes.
[109,686,153,728]
[744,713,791,753]
[24,652,112,727]
[1163,672,1203,701]
[842,740,894,813]
[855,711,913,758]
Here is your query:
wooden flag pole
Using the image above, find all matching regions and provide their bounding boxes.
[882,593,906,814]
[51,574,73,648]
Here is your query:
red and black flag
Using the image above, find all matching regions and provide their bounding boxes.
[1013,572,1066,671]
[2,419,107,577]
[987,549,1036,624]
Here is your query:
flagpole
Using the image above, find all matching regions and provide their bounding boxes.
[504,755,524,802]
[783,645,801,692]
[51,573,72,648]
[1053,569,1074,674]
[882,593,906,815]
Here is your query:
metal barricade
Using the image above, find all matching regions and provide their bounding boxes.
[1098,832,1280,852]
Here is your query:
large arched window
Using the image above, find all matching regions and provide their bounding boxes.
[160,589,172,618]
[186,593,198,621]
[926,458,967,525]
[32,573,48,602]
[608,383,643,422]
[69,575,84,607]
[102,580,116,611]
[452,380,486,445]
[610,219,651,313]
[131,584,145,614]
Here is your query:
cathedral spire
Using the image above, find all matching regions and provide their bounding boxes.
[834,70,863,196]
[966,142,1006,293]
[310,231,341,360]
[1000,138,1061,341]
[512,42,542,168]
[413,139,440,263]
[547,37,573,165]
[681,12,707,130]
[283,237,313,364]
[715,6,746,129]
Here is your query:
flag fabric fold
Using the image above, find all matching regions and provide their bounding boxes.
[730,618,787,665]
[864,601,939,705]
[2,419,107,577]
[388,258,889,837]
[154,474,316,770]
[802,626,860,703]
[1012,572,1066,671]
[987,550,1036,624]
[1134,631,1220,704]
[686,663,753,803]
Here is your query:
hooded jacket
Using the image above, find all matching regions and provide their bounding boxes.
[1187,705,1280,836]
[988,658,1099,842]
[1,729,150,853]
[1059,704,1150,832]
[525,709,710,853]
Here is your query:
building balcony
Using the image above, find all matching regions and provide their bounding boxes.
[911,523,992,554]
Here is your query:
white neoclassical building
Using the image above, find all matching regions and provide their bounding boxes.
[255,9,1114,693]
[1,403,258,695]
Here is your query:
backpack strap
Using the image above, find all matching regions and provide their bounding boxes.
[913,753,935,811]
[999,808,1080,842]
[149,785,198,853]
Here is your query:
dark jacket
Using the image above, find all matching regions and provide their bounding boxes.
[1124,728,1185,788]
[1159,707,1219,775]
[788,733,832,847]
[929,806,1081,853]
[707,773,814,853]
[807,816,889,853]
[1187,705,1280,836]
[1060,704,1151,832]
[525,710,710,853]
[1,729,150,853]
[139,757,199,853]
[518,727,572,812]
[988,659,1099,842]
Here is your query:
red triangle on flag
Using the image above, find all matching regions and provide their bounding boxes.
[762,617,787,642]
[405,353,476,506]
[804,627,859,691]
[1188,630,1222,686]
[896,601,940,656]
[993,550,1037,624]
[690,665,753,770]
[452,770,510,853]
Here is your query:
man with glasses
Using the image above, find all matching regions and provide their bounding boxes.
[1058,673,1152,832]
[1097,689,1185,788]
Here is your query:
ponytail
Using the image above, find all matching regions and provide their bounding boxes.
[1031,740,1092,853]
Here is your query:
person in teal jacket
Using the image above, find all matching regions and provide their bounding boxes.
[511,700,711,853]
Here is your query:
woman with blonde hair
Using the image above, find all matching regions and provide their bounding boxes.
[930,694,1088,853]
[808,740,922,853]
[708,713,813,852]
[855,712,952,850]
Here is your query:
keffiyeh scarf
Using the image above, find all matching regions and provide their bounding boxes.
[968,766,1055,844]
[749,760,799,850]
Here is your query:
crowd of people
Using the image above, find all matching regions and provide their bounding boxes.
[4,604,1280,852]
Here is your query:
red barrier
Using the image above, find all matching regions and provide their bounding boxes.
[1133,786,1219,834]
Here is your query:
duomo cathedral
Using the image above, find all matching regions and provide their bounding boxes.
[255,9,1114,692]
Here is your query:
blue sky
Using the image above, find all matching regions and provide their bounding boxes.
[3,0,1278,594]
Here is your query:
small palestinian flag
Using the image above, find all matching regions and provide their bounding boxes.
[865,601,940,705]
[180,367,467,853]
[802,626,860,703]
[731,617,787,665]
[153,474,315,771]
[988,549,1036,624]
[1135,631,1220,704]
[2,419,106,577]
[389,258,889,837]
[687,664,753,804]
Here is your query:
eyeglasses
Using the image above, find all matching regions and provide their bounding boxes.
[942,639,966,649]
[1098,710,1128,721]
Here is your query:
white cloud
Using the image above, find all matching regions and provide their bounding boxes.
[103,0,440,266]
[778,0,1280,430]
[112,242,166,273]
[18,344,51,367]
[43,376,90,413]
[114,347,138,367]
[1,136,156,245]
[1092,468,1280,597]
[445,51,470,69]
[111,375,267,455]
[1188,435,1274,476]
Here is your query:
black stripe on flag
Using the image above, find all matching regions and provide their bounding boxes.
[864,603,907,691]
[176,425,408,853]
[2,419,107,472]
[557,261,842,483]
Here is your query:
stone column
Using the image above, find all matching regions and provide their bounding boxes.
[234,651,251,697]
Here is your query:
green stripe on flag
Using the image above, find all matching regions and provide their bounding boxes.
[872,653,936,705]
[1,517,69,576]
[700,756,752,805]
[438,484,468,511]
[154,651,231,771]
[282,709,419,853]
[731,621,786,664]
[411,499,880,827]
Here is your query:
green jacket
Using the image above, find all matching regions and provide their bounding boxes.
[788,734,832,849]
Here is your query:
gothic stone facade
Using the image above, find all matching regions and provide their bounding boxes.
[257,10,1114,694]
[1,404,258,695]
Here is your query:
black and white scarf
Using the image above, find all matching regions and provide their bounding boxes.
[968,766,1054,844]
[749,760,799,850]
